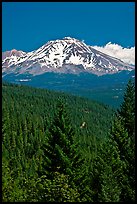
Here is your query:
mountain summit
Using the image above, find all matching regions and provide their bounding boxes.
[2,37,134,76]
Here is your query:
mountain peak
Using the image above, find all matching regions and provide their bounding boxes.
[11,49,17,52]
[63,36,78,40]
[2,37,135,76]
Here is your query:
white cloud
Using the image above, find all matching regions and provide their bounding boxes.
[92,42,135,65]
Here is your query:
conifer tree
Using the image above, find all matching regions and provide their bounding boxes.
[40,101,83,178]
[110,79,135,201]
[118,79,135,139]
[91,139,122,202]
[38,101,86,201]
[90,79,135,202]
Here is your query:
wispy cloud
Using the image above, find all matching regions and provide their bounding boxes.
[92,42,135,65]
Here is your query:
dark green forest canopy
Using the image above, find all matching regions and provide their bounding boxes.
[2,81,114,201]
[2,81,114,143]
[2,80,135,202]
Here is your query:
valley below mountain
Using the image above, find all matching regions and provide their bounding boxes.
[3,70,135,108]
[2,37,135,108]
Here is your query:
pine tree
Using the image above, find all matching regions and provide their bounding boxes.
[90,80,135,202]
[110,79,135,201]
[90,139,122,202]
[38,101,85,200]
[118,79,135,139]
[36,172,81,202]
[40,101,82,176]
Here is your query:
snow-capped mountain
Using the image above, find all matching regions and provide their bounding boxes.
[2,37,134,76]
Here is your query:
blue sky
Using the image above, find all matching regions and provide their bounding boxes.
[2,2,135,52]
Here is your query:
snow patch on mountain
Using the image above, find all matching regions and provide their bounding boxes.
[2,37,135,76]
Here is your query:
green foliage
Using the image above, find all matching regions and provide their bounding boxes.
[38,101,87,202]
[90,139,122,202]
[2,80,135,202]
[85,79,135,202]
[110,80,135,201]
[40,101,83,176]
[109,79,135,201]
[36,172,81,202]
[118,79,135,138]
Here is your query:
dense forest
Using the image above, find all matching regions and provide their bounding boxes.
[2,80,135,202]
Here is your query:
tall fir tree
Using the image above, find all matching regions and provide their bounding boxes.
[36,101,86,201]
[90,79,135,202]
[118,79,135,139]
[41,101,83,175]
[90,138,123,202]
[110,79,135,201]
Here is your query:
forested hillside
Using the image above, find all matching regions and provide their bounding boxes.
[2,80,135,202]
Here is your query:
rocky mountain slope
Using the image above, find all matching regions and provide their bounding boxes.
[2,37,134,77]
